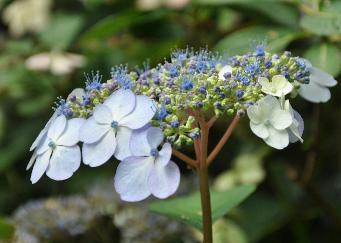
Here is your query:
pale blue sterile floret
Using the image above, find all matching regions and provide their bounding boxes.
[114,126,180,202]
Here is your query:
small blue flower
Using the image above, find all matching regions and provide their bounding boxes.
[157,106,169,121]
[168,65,179,78]
[181,79,194,91]
[236,90,244,99]
[111,65,133,89]
[189,131,200,139]
[241,76,251,85]
[195,101,203,108]
[199,86,207,94]
[254,45,265,57]
[82,95,91,106]
[245,63,260,76]
[85,71,102,91]
[265,61,272,69]
[171,120,180,128]
[164,97,171,105]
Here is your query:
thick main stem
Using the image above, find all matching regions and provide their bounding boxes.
[197,117,213,243]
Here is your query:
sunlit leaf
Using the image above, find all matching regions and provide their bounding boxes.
[215,25,303,55]
[149,185,256,230]
[300,12,341,36]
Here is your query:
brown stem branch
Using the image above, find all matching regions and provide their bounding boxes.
[207,116,218,129]
[196,115,213,243]
[207,115,240,165]
[172,148,197,168]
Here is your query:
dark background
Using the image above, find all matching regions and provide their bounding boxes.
[0,0,340,242]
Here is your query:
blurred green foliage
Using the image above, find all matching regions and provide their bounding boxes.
[0,0,340,242]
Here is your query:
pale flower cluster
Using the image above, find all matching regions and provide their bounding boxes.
[28,89,181,202]
[245,58,336,149]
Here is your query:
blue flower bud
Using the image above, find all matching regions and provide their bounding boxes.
[236,90,244,99]
[181,79,194,91]
[171,120,180,128]
[199,86,207,94]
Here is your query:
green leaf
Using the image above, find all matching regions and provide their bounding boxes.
[80,10,168,44]
[194,0,285,4]
[149,185,256,230]
[322,1,341,14]
[300,12,341,36]
[303,43,341,77]
[194,0,299,27]
[215,25,303,55]
[0,218,14,240]
[40,14,84,50]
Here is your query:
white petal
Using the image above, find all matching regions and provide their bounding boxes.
[264,127,289,150]
[250,122,269,139]
[57,118,85,146]
[114,156,154,202]
[93,104,113,124]
[271,75,293,96]
[46,146,81,181]
[27,151,38,170]
[67,88,85,100]
[258,95,280,117]
[130,125,152,156]
[299,82,331,103]
[79,117,110,144]
[82,131,116,167]
[288,109,304,143]
[30,128,47,152]
[114,127,133,160]
[310,67,337,87]
[247,105,265,124]
[36,135,50,155]
[149,160,180,199]
[218,65,232,80]
[270,109,292,130]
[119,95,156,129]
[147,127,164,149]
[155,143,172,166]
[30,149,52,184]
[47,115,66,141]
[104,89,136,121]
[258,77,271,92]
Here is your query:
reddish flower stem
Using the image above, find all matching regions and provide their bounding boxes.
[172,148,197,168]
[207,116,240,165]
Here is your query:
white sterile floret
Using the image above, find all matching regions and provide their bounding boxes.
[80,89,156,167]
[29,115,85,183]
[283,100,304,143]
[114,126,180,202]
[247,95,293,149]
[258,75,293,97]
[299,59,337,103]
[218,65,232,80]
